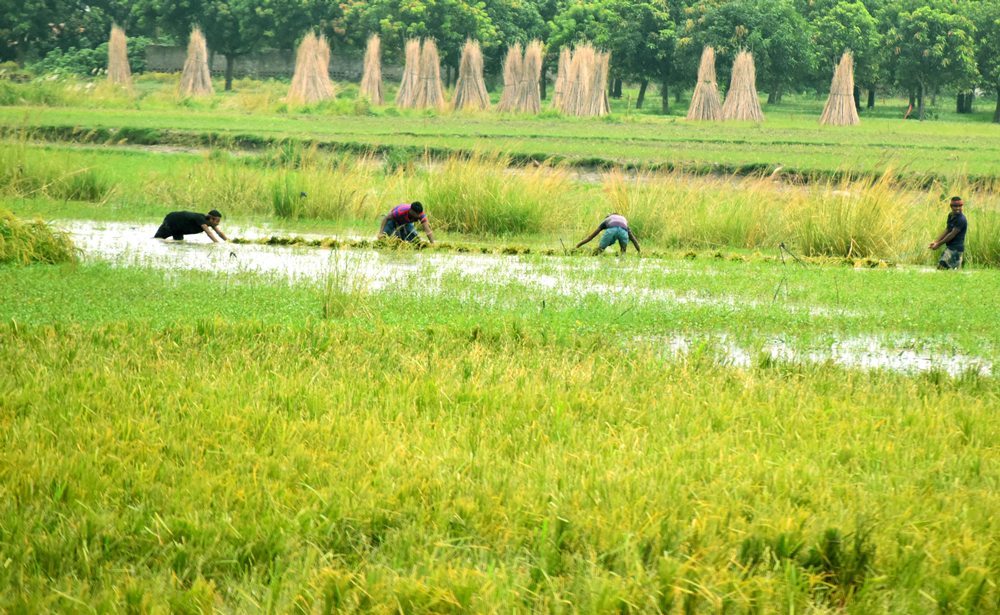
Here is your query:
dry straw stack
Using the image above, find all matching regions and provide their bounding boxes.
[560,44,592,115]
[496,43,523,113]
[452,39,490,111]
[395,39,421,108]
[586,50,610,116]
[286,32,335,104]
[358,34,384,105]
[514,40,543,114]
[178,28,214,97]
[107,25,133,93]
[414,39,446,110]
[551,48,570,110]
[819,51,860,127]
[686,46,721,121]
[721,50,764,122]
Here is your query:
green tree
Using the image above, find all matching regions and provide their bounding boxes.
[481,0,545,75]
[202,0,275,90]
[969,0,1000,121]
[811,1,881,109]
[887,5,977,120]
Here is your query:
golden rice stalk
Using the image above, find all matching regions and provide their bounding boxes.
[686,46,721,121]
[413,39,446,110]
[452,39,490,111]
[178,28,214,97]
[721,50,764,122]
[107,25,133,94]
[359,34,384,105]
[395,39,421,109]
[819,50,860,127]
[496,43,522,113]
[551,47,570,110]
[515,40,543,114]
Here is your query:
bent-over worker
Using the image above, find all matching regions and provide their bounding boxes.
[154,210,228,243]
[377,201,435,244]
[575,213,641,255]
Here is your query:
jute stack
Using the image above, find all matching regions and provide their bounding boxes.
[107,25,133,93]
[413,39,446,110]
[686,46,721,121]
[286,32,335,104]
[585,51,610,116]
[452,39,490,111]
[721,50,764,122]
[395,39,421,109]
[358,34,384,105]
[178,28,214,97]
[515,40,543,114]
[551,48,570,110]
[819,51,859,126]
[496,43,522,113]
[561,44,594,116]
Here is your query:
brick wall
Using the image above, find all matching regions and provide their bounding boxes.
[145,45,404,80]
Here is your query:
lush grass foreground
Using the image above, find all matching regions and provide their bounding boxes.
[2,254,1000,613]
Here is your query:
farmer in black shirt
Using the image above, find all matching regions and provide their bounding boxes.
[929,197,967,270]
[154,210,228,242]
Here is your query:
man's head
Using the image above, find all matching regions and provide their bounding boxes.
[408,201,424,221]
[208,209,223,225]
[950,196,964,215]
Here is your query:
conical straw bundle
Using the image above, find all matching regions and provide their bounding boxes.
[452,39,490,111]
[414,39,446,110]
[178,28,214,97]
[286,32,335,104]
[585,51,610,116]
[551,48,570,110]
[686,46,721,121]
[107,25,133,93]
[359,34,384,105]
[721,50,764,122]
[515,40,543,114]
[562,44,594,116]
[496,43,522,113]
[395,39,421,109]
[819,51,859,127]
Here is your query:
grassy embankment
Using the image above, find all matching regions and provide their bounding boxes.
[2,248,1000,613]
[4,142,1000,265]
[3,74,1000,179]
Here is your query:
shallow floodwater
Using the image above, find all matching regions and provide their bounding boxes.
[65,221,993,377]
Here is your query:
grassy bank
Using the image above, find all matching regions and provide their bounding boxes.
[5,142,1000,265]
[1,259,999,614]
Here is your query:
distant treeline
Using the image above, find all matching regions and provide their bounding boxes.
[2,0,998,117]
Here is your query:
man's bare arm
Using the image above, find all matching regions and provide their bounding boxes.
[201,225,222,243]
[930,228,959,250]
[377,217,388,239]
[422,220,435,244]
[575,228,601,249]
[628,230,641,254]
[214,226,229,241]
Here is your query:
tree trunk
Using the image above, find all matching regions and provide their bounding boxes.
[767,82,777,104]
[636,79,648,109]
[776,83,783,103]
[908,89,915,109]
[16,44,25,69]
[994,92,1000,124]
[867,87,875,109]
[225,55,235,91]
[853,85,861,111]
[540,62,547,100]
[964,92,974,113]
[957,92,965,114]
[918,82,925,121]
[661,80,669,114]
[675,86,682,103]
[613,78,622,99]
[931,86,937,107]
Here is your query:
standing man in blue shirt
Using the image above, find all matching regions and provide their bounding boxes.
[929,196,968,270]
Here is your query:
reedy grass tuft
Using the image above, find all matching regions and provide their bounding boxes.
[0,209,77,264]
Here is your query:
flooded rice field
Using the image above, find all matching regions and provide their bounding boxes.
[65,220,994,377]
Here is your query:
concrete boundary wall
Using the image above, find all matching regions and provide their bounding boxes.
[145,45,403,81]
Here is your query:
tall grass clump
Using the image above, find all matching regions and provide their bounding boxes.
[0,210,77,264]
[963,205,1000,267]
[415,152,568,235]
[0,144,114,202]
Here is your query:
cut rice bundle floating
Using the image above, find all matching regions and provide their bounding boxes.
[359,34,384,105]
[721,50,764,122]
[819,51,860,127]
[515,40,543,114]
[413,39,446,110]
[452,39,490,111]
[551,48,570,110]
[286,32,336,104]
[107,25,133,94]
[686,46,721,121]
[496,43,523,113]
[178,28,214,97]
[395,39,421,109]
